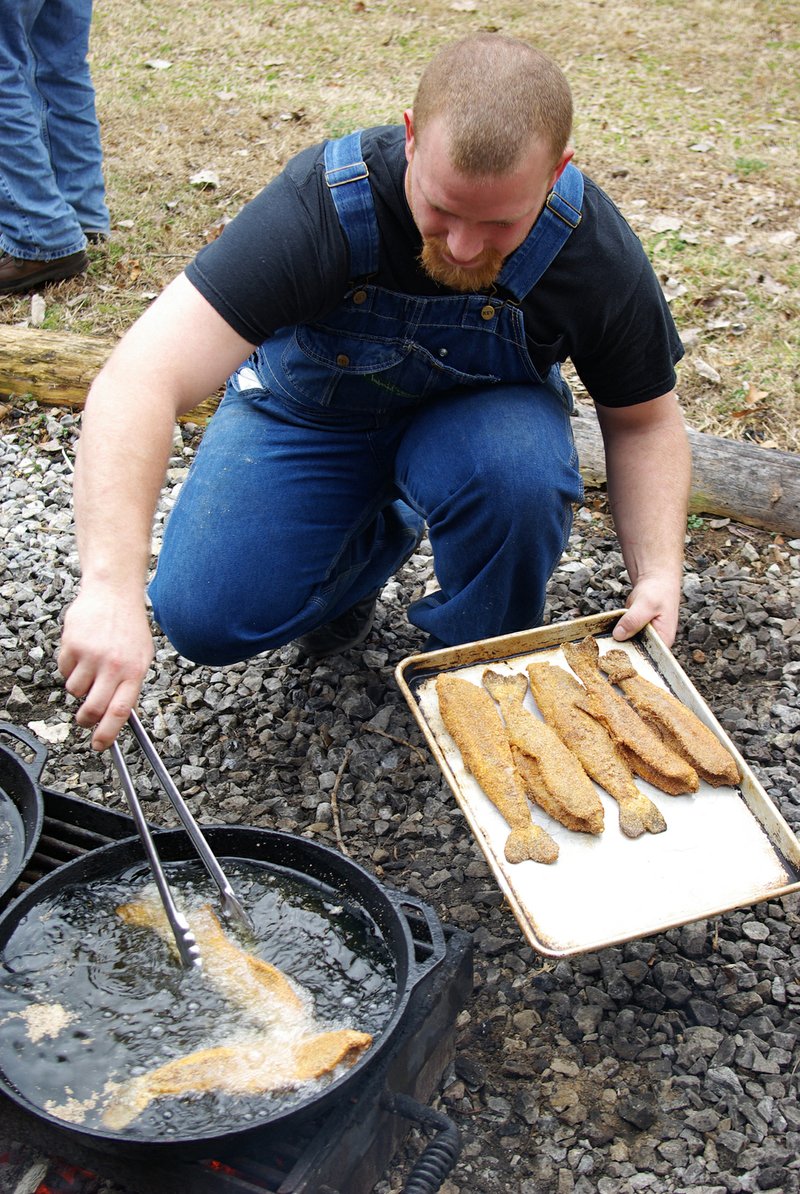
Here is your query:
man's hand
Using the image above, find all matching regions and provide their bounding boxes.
[58,586,155,751]
[611,570,682,647]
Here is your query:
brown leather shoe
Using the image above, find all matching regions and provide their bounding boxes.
[0,249,89,295]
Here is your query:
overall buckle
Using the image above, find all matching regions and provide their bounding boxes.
[546,190,582,228]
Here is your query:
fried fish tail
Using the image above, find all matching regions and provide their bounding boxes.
[617,792,667,837]
[596,651,637,684]
[482,670,529,705]
[504,823,560,865]
[436,673,558,865]
[599,648,741,787]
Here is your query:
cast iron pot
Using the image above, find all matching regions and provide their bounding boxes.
[0,824,445,1160]
[0,723,46,908]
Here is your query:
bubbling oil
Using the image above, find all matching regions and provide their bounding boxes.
[0,858,397,1138]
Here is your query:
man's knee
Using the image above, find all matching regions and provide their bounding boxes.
[149,579,251,666]
[441,444,576,537]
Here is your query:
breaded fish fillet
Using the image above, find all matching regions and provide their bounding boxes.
[599,649,741,787]
[562,638,699,796]
[527,662,667,838]
[102,1027,373,1131]
[117,898,305,1026]
[436,673,559,865]
[483,670,604,835]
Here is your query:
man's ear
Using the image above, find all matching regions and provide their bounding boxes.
[551,146,575,185]
[403,109,415,163]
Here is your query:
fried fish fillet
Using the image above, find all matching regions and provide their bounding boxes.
[562,638,699,796]
[102,1027,373,1131]
[482,670,604,834]
[116,898,305,1026]
[599,649,741,787]
[435,673,559,865]
[527,661,666,838]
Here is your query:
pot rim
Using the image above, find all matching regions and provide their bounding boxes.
[0,724,46,903]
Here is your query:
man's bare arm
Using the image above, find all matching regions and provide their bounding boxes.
[594,391,691,647]
[57,273,257,750]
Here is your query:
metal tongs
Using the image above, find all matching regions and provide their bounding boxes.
[110,709,253,970]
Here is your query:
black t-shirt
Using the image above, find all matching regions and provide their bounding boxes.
[186,126,683,407]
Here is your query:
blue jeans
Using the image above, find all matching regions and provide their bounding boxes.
[0,0,108,259]
[149,377,583,664]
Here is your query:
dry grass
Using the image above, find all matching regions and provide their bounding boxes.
[2,0,798,449]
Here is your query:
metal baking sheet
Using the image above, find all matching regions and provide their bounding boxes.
[396,610,800,957]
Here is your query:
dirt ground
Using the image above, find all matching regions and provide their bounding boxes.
[1,0,798,451]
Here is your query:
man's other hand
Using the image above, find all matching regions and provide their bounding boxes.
[611,571,681,648]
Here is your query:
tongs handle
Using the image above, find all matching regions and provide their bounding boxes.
[127,710,253,930]
[110,741,202,970]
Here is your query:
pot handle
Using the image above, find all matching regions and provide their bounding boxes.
[386,889,447,992]
[0,721,48,783]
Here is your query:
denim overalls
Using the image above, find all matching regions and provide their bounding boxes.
[150,132,585,664]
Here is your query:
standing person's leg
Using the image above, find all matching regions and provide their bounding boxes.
[29,0,109,236]
[0,0,88,268]
[395,379,584,646]
[148,382,423,667]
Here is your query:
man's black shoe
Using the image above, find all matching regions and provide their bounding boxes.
[296,592,379,661]
[0,249,89,295]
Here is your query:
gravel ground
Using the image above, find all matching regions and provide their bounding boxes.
[1,402,799,1194]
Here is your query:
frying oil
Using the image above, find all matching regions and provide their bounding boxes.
[0,859,396,1138]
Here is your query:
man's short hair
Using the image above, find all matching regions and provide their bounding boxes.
[412,34,573,175]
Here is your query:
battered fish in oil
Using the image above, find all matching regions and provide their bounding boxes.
[102,1027,373,1131]
[483,670,604,835]
[562,638,699,796]
[599,649,741,787]
[117,898,305,1026]
[103,898,373,1130]
[436,673,559,865]
[526,662,667,838]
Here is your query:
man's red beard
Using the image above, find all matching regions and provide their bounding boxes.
[419,237,504,292]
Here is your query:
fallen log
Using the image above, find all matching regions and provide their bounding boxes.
[570,408,799,537]
[0,326,219,424]
[1,326,798,535]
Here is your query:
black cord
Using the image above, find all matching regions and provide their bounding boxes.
[383,1091,462,1194]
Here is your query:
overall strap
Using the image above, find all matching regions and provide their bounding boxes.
[323,131,380,279]
[497,162,584,301]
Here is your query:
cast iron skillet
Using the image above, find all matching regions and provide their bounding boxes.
[0,824,446,1159]
[0,723,46,907]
